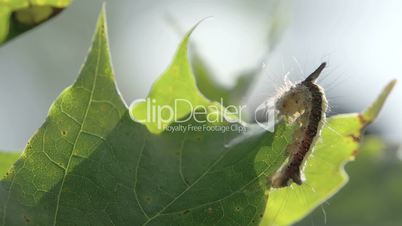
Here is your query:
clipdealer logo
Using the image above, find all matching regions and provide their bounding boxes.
[130,98,276,133]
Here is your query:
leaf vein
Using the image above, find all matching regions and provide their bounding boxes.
[52,29,103,226]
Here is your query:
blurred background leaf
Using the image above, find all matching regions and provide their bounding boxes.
[191,50,260,107]
[0,0,71,45]
[190,1,288,107]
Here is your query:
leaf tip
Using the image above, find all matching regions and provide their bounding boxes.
[362,79,396,123]
[182,17,213,46]
[89,3,109,44]
[97,3,108,30]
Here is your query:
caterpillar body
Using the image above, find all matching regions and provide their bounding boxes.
[271,63,328,188]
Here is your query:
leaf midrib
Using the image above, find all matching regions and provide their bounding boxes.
[52,29,103,226]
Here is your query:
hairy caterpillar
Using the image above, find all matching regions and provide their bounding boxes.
[271,62,328,188]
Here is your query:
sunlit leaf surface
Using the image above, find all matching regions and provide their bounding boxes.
[297,136,402,226]
[130,24,211,134]
[0,152,20,178]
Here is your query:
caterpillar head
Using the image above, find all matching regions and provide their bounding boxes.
[275,62,326,124]
[275,86,309,123]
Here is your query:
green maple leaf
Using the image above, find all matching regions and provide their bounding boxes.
[0,7,292,225]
